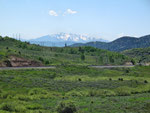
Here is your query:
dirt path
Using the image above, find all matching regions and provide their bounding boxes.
[89,65,135,68]
[0,66,56,70]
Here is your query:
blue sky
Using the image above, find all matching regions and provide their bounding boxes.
[0,0,150,41]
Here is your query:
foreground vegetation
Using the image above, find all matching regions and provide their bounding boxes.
[0,65,150,113]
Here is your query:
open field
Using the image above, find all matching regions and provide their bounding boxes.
[0,65,150,113]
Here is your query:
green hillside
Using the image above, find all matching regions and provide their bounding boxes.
[122,47,150,64]
[0,36,132,66]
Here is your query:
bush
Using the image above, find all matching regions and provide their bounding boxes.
[78,78,82,81]
[144,80,148,84]
[0,103,14,112]
[45,60,50,64]
[0,102,26,112]
[81,54,85,61]
[0,92,10,99]
[118,78,123,81]
[56,101,77,113]
[39,57,44,62]
[18,51,21,55]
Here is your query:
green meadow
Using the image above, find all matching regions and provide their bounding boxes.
[0,65,150,113]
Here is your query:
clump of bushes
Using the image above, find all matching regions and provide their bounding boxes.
[0,103,14,112]
[0,102,26,112]
[118,78,123,81]
[56,101,77,113]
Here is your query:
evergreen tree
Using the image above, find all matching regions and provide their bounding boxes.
[81,54,85,61]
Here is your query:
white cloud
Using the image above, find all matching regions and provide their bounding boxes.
[66,9,77,14]
[49,10,58,16]
[63,9,77,16]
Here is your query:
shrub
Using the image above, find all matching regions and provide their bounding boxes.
[56,101,77,113]
[45,60,50,65]
[81,54,85,61]
[0,102,26,112]
[125,69,130,73]
[0,103,14,112]
[118,78,123,81]
[144,80,148,84]
[18,51,21,55]
[131,59,136,65]
[78,78,82,81]
[39,57,44,62]
[0,92,10,99]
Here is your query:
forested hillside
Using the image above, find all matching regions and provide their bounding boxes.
[71,35,150,51]
[122,47,150,64]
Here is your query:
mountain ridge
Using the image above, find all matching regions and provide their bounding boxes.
[71,35,150,51]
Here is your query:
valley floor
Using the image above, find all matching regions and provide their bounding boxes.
[0,65,150,113]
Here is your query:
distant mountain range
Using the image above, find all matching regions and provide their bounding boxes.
[71,35,150,51]
[28,33,108,47]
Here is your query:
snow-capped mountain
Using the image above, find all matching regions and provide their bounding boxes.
[29,33,108,47]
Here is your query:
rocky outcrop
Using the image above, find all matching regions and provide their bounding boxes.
[0,56,43,67]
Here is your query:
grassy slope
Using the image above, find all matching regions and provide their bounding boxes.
[0,65,150,112]
[0,36,131,66]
